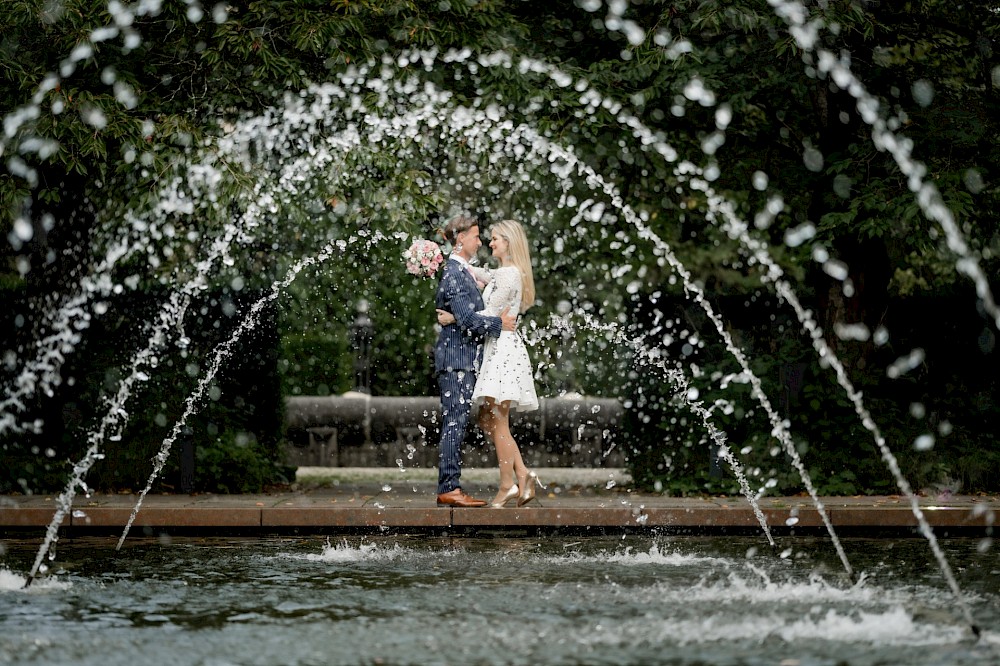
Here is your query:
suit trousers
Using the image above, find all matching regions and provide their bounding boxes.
[437,369,477,495]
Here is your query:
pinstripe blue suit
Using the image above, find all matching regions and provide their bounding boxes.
[434,257,502,494]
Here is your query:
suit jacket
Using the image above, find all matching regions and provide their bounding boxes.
[434,257,502,373]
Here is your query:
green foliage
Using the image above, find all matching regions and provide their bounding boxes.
[193,431,291,494]
[624,291,1000,497]
[0,286,287,494]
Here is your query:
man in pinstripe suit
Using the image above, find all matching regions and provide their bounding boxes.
[434,214,516,507]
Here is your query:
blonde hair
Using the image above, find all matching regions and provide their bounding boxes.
[491,219,535,313]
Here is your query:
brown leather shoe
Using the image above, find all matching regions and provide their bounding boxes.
[436,488,488,507]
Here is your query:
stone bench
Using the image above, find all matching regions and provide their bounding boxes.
[283,393,624,468]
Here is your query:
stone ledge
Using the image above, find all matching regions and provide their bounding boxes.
[1,491,995,534]
[69,507,262,528]
[0,507,68,527]
[452,507,640,527]
[262,508,449,528]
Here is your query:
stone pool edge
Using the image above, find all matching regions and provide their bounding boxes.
[2,489,995,537]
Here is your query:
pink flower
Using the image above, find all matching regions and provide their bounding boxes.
[403,239,444,278]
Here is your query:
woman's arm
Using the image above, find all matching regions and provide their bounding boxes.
[468,265,492,290]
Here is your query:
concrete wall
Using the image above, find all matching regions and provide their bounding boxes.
[283,393,624,468]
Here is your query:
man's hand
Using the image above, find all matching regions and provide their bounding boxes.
[500,307,517,332]
[437,309,456,326]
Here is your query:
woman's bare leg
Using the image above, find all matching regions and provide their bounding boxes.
[476,400,504,505]
[478,398,529,494]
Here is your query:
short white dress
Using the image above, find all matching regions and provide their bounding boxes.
[470,266,539,412]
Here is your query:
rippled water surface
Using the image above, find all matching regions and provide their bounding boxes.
[1,535,998,665]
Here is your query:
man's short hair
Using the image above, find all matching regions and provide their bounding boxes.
[442,213,478,243]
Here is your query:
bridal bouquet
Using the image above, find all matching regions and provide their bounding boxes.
[403,239,444,278]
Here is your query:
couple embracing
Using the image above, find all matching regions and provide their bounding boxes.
[433,213,540,508]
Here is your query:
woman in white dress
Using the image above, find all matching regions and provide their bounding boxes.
[437,219,541,507]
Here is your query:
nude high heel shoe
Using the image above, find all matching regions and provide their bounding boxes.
[517,471,541,507]
[490,484,520,508]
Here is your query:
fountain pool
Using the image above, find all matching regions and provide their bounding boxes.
[1,535,997,665]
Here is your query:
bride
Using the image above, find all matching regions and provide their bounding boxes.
[437,219,541,507]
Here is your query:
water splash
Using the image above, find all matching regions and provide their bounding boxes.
[527,312,775,547]
[480,38,977,626]
[113,233,381,551]
[301,539,410,564]
[525,131,851,573]
[764,0,999,330]
[22,167,309,582]
[591,0,998,331]
[1,566,70,592]
[573,542,729,567]
[1,0,166,174]
[0,162,267,437]
[689,174,981,634]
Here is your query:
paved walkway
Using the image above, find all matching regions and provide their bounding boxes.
[1,468,996,536]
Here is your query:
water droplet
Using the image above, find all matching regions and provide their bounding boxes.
[80,105,107,130]
[212,2,229,23]
[887,348,925,378]
[13,217,33,242]
[822,259,849,281]
[784,223,816,248]
[833,174,853,198]
[911,79,934,107]
[802,144,824,172]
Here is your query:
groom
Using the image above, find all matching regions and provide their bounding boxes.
[434,213,516,507]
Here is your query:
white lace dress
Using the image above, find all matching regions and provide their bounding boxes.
[470,266,539,412]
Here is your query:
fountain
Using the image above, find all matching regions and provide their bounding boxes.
[1,0,998,660]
